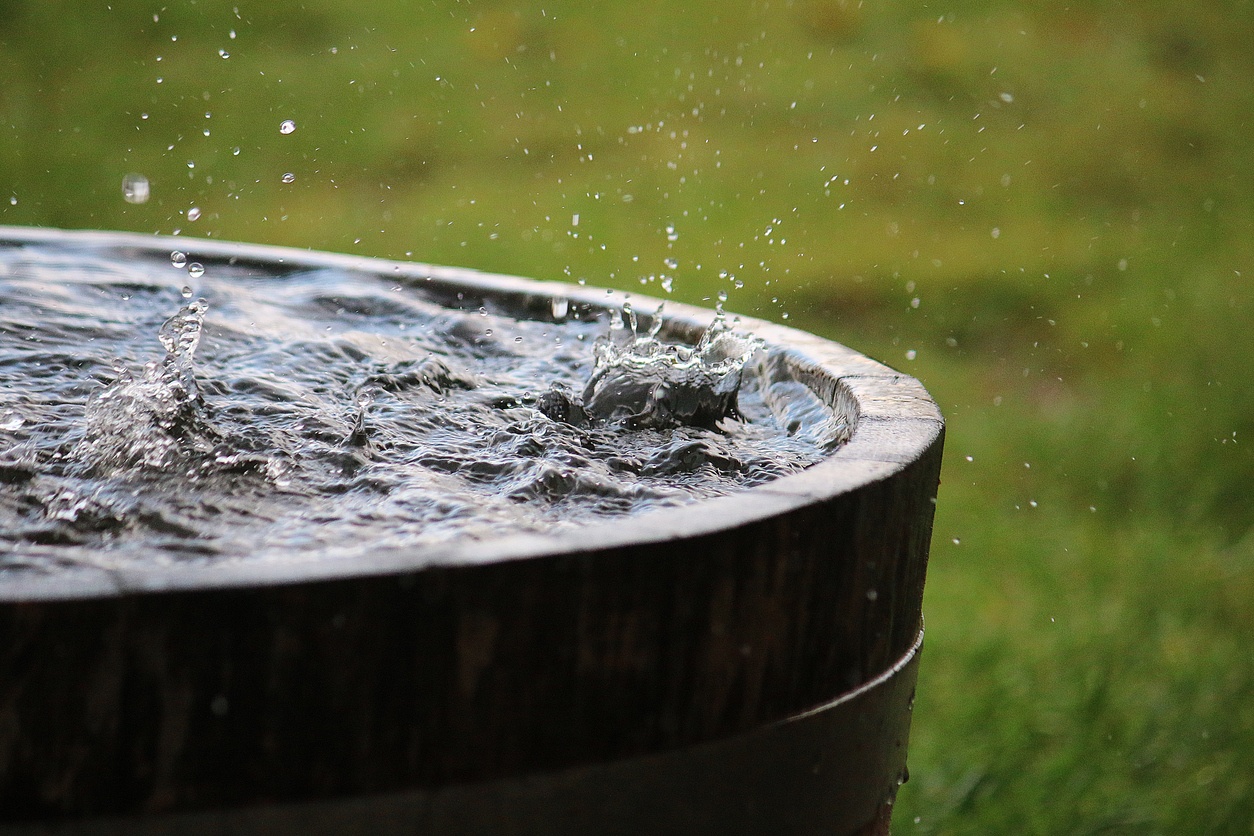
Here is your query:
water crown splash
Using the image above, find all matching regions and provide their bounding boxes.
[575,303,765,430]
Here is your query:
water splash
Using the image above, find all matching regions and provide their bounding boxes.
[77,298,218,472]
[559,304,764,430]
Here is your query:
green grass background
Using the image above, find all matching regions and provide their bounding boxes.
[3,0,1252,831]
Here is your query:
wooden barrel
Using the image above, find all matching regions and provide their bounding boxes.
[0,228,944,836]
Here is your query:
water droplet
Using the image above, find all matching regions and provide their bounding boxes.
[551,296,569,320]
[952,537,961,545]
[663,257,678,270]
[170,251,187,268]
[281,172,295,183]
[906,349,917,360]
[866,589,879,601]
[218,48,230,59]
[999,91,1014,103]
[187,263,205,279]
[665,224,678,242]
[8,196,16,206]
[279,119,296,135]
[232,146,241,156]
[660,276,673,293]
[187,206,202,222]
[181,286,193,298]
[121,174,150,204]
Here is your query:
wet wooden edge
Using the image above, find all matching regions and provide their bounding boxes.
[0,225,942,602]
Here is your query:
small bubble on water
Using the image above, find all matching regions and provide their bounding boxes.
[181,285,193,298]
[187,206,202,221]
[170,251,187,268]
[187,263,205,279]
[121,174,150,204]
[281,172,295,183]
[279,119,296,135]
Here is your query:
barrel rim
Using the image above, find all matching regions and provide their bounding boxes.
[0,225,943,602]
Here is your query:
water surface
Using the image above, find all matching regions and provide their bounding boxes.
[0,241,845,572]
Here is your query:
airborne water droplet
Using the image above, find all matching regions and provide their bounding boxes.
[281,172,295,183]
[218,48,230,59]
[170,251,187,268]
[181,286,193,298]
[121,174,150,204]
[187,263,205,279]
[551,296,569,320]
[279,120,296,135]
[187,207,202,222]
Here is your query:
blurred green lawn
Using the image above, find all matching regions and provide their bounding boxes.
[3,0,1252,831]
